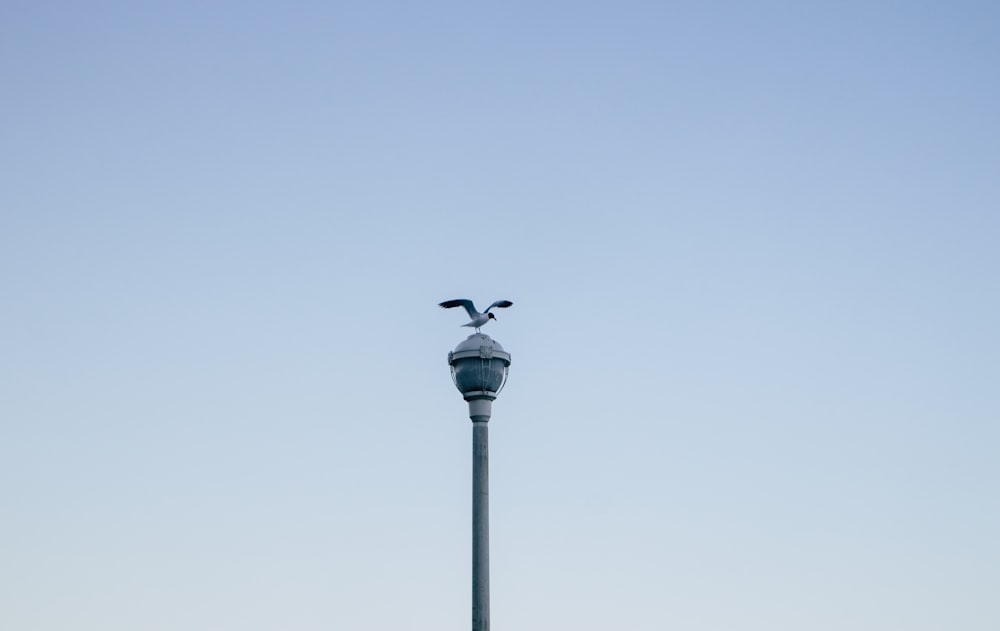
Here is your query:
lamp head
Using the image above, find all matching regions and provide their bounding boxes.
[447,333,511,406]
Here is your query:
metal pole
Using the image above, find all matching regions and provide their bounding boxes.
[472,419,490,631]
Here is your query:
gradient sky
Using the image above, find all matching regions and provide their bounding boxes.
[2,2,998,630]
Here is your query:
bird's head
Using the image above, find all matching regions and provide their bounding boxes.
[488,313,497,320]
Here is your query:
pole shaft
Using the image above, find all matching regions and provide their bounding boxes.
[472,420,490,631]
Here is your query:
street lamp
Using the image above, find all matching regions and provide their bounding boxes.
[448,333,511,631]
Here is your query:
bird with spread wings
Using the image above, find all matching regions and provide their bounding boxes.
[439,299,513,332]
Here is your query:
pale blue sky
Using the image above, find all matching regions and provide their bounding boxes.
[2,2,998,630]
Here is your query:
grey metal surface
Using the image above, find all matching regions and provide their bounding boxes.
[448,333,511,400]
[447,332,510,631]
[472,420,490,631]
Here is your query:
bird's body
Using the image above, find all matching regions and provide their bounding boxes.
[439,299,513,331]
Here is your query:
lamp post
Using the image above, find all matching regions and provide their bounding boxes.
[448,333,511,631]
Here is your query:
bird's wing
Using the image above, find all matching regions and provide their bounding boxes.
[485,300,513,313]
[439,299,478,318]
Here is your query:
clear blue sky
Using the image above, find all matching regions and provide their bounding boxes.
[2,2,998,629]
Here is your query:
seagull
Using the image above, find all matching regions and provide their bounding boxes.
[439,299,513,332]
